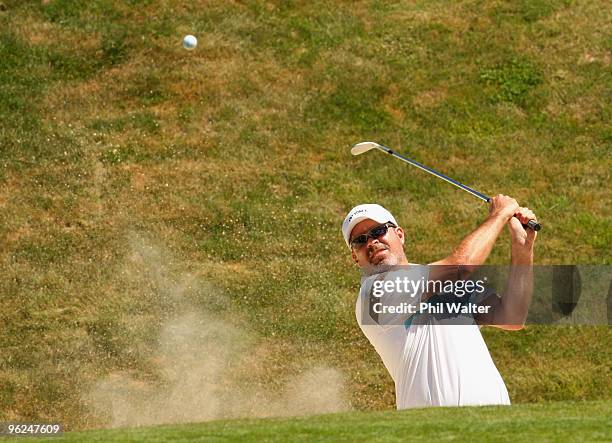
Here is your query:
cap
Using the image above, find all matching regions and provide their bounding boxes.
[341,204,398,248]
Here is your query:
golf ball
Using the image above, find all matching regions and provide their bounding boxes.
[182,35,197,50]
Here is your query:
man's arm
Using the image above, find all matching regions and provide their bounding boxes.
[477,207,538,329]
[429,195,520,281]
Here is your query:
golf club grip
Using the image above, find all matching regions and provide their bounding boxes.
[485,198,541,231]
[525,219,541,231]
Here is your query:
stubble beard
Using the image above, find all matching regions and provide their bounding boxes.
[361,249,401,276]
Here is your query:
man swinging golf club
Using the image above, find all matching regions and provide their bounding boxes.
[343,197,537,408]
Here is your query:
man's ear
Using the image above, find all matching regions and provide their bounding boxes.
[351,248,359,265]
[396,227,405,245]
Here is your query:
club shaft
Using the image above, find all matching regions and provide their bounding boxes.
[375,144,490,202]
[372,143,541,231]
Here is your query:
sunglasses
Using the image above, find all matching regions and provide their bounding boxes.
[350,222,397,249]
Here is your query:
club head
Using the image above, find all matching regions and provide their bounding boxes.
[351,141,380,156]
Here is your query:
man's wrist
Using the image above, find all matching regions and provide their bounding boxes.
[511,248,533,264]
[485,214,508,232]
[488,212,513,225]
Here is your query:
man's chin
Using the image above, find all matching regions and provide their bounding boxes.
[361,256,399,276]
[369,249,389,264]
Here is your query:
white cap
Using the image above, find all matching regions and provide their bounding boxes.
[341,204,398,248]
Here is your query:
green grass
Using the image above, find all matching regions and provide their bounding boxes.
[0,0,610,432]
[2,401,610,442]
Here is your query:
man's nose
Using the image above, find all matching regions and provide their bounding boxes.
[367,237,381,248]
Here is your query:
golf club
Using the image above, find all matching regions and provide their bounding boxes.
[351,141,541,231]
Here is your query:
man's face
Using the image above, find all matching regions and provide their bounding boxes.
[350,219,407,272]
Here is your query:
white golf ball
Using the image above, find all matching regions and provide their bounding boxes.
[182,35,197,50]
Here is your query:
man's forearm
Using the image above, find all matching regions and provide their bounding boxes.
[434,215,507,270]
[430,195,527,280]
[429,214,508,282]
[496,246,534,327]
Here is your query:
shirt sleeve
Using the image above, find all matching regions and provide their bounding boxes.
[358,265,430,327]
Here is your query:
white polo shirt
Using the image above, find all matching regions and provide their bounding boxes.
[355,265,510,409]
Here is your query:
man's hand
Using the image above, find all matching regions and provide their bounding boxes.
[488,194,519,222]
[488,195,537,250]
[508,207,537,255]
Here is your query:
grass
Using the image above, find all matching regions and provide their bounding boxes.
[0,0,610,432]
[1,401,610,442]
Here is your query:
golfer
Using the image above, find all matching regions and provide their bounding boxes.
[342,195,537,409]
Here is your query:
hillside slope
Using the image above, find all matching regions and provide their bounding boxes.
[0,0,609,430]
